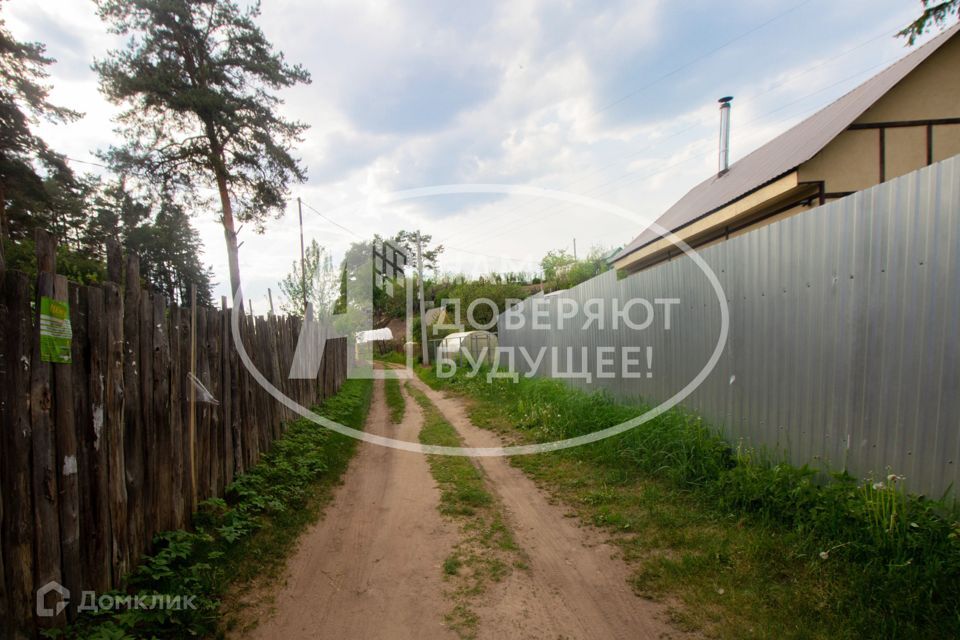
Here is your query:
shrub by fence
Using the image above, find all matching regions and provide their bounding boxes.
[0,231,347,637]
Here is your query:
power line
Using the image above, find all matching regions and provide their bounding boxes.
[64,156,108,168]
[298,198,364,238]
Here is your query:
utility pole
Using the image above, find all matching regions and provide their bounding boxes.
[416,230,430,366]
[298,197,308,315]
[573,238,577,260]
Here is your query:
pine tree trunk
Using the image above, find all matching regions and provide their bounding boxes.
[212,160,243,308]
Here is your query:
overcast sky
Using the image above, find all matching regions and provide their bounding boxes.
[4,0,935,308]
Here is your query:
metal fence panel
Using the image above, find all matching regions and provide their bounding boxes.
[498,155,960,497]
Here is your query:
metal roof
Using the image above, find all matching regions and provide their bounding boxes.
[614,23,960,263]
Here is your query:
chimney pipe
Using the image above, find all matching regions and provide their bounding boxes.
[718,96,733,176]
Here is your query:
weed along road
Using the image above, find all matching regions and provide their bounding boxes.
[247,377,457,640]
[242,374,680,640]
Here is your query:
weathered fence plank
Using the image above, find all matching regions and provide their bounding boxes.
[169,304,185,531]
[151,294,171,533]
[31,233,64,629]
[1,271,35,638]
[138,292,154,554]
[103,282,128,585]
[221,299,235,487]
[0,243,351,635]
[122,255,144,562]
[53,275,82,620]
[81,286,112,593]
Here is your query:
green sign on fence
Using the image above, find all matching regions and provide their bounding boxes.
[39,296,72,364]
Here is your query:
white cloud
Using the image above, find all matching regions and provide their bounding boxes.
[2,0,932,307]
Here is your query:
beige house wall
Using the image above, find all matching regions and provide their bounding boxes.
[855,35,960,123]
[798,129,879,192]
[885,126,928,181]
[933,123,960,162]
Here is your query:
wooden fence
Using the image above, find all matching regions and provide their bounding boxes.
[0,232,348,637]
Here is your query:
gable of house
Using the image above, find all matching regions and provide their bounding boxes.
[613,23,960,273]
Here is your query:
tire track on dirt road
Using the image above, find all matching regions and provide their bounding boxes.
[407,375,685,640]
[246,376,459,640]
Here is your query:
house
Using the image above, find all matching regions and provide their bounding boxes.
[612,23,960,274]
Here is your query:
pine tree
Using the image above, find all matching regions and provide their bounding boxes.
[900,1,960,44]
[94,0,310,305]
[87,178,214,303]
[0,0,81,255]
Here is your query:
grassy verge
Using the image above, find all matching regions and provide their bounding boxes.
[418,365,960,640]
[373,350,407,366]
[384,376,405,423]
[51,379,373,639]
[408,384,526,640]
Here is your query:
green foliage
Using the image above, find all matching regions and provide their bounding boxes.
[420,366,960,639]
[430,278,529,333]
[384,377,406,423]
[540,245,611,291]
[94,0,311,296]
[374,350,408,366]
[410,384,522,639]
[540,248,576,282]
[0,0,82,244]
[51,379,372,639]
[388,230,443,272]
[278,239,338,318]
[3,236,106,286]
[94,0,310,222]
[899,0,960,44]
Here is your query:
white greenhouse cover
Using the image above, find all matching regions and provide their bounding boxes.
[356,327,394,343]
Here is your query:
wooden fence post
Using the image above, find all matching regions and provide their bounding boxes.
[196,307,210,499]
[188,286,197,508]
[102,282,128,585]
[80,286,112,593]
[151,294,171,532]
[221,298,235,487]
[168,304,184,530]
[31,231,64,629]
[138,292,154,553]
[205,306,222,497]
[122,255,144,562]
[53,274,82,620]
[105,239,122,285]
[1,271,35,637]
[0,447,6,636]
[230,313,243,477]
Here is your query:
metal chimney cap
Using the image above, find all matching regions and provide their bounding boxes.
[718,96,733,104]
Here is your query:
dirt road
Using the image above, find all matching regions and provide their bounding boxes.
[249,378,459,640]
[245,376,679,639]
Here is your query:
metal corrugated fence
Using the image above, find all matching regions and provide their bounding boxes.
[497,155,960,497]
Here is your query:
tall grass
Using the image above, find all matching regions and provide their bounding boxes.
[384,377,405,423]
[420,366,960,638]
